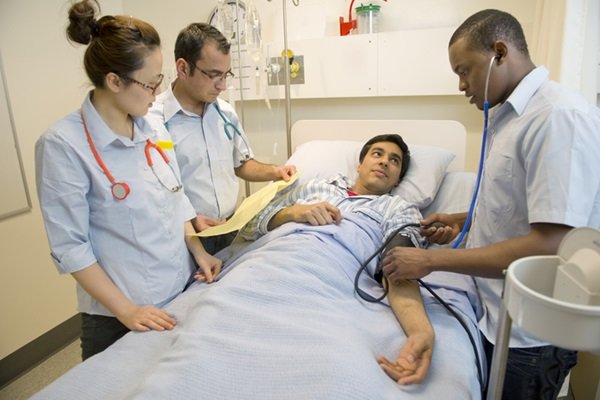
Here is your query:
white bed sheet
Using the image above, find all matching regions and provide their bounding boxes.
[33,214,483,400]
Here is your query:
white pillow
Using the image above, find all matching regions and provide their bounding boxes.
[421,171,477,216]
[287,140,455,209]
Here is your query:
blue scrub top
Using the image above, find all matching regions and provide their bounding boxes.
[469,66,600,347]
[35,92,197,316]
[149,85,253,219]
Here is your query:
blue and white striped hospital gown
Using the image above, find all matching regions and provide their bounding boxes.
[240,174,424,244]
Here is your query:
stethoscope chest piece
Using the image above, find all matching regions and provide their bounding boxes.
[111,182,131,200]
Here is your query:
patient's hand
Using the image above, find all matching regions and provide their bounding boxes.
[193,214,226,232]
[377,330,434,385]
[268,202,342,230]
[377,332,434,385]
[287,202,342,226]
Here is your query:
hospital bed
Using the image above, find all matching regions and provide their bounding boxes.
[32,119,483,400]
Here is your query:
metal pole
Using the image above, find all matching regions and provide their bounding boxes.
[282,0,293,158]
[486,284,512,400]
[234,0,245,124]
[233,0,250,197]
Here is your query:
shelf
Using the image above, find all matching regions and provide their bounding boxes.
[228,28,461,100]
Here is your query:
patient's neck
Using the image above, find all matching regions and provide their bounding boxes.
[349,183,384,196]
[349,186,381,196]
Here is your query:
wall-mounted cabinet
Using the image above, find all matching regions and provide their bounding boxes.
[228,27,460,101]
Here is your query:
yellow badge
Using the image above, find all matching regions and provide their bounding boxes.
[157,140,174,150]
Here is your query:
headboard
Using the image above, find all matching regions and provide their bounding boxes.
[291,119,467,171]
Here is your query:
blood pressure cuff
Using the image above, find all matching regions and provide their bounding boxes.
[374,233,415,284]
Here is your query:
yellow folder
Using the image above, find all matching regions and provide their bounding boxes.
[193,172,299,237]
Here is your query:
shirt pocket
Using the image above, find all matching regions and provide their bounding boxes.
[484,152,515,216]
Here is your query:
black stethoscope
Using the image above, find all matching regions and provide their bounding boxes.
[353,222,485,390]
[82,112,182,200]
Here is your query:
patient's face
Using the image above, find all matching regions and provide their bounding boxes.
[354,141,403,196]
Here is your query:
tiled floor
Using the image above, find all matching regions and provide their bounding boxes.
[0,340,80,400]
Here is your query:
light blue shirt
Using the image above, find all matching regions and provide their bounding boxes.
[468,66,600,347]
[240,174,424,244]
[149,85,253,220]
[35,93,197,316]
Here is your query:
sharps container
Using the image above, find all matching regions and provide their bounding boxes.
[355,4,381,34]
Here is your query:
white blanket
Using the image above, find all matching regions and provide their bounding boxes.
[33,214,483,400]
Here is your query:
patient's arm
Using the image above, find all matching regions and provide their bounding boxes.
[377,280,434,385]
[267,202,342,231]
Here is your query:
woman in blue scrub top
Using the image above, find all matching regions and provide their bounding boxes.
[35,0,222,360]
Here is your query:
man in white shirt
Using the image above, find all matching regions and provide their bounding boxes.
[381,9,600,399]
[149,23,295,254]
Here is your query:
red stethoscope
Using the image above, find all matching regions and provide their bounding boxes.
[82,112,182,200]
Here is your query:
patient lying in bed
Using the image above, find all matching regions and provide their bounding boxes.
[31,132,484,400]
[239,134,434,385]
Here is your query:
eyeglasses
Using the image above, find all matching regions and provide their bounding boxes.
[192,64,235,82]
[121,74,164,95]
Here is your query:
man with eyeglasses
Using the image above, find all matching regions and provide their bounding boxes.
[149,23,296,255]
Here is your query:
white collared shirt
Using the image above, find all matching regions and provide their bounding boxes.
[35,93,197,316]
[468,66,600,347]
[149,85,253,219]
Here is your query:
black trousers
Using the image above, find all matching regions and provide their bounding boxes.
[80,313,129,361]
[200,231,237,255]
[483,336,577,399]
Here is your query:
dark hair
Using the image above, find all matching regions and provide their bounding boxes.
[449,9,529,57]
[174,23,231,76]
[359,134,411,182]
[66,0,161,88]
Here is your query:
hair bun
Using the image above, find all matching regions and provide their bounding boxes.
[67,0,101,45]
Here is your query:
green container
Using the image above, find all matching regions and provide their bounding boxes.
[355,3,381,34]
